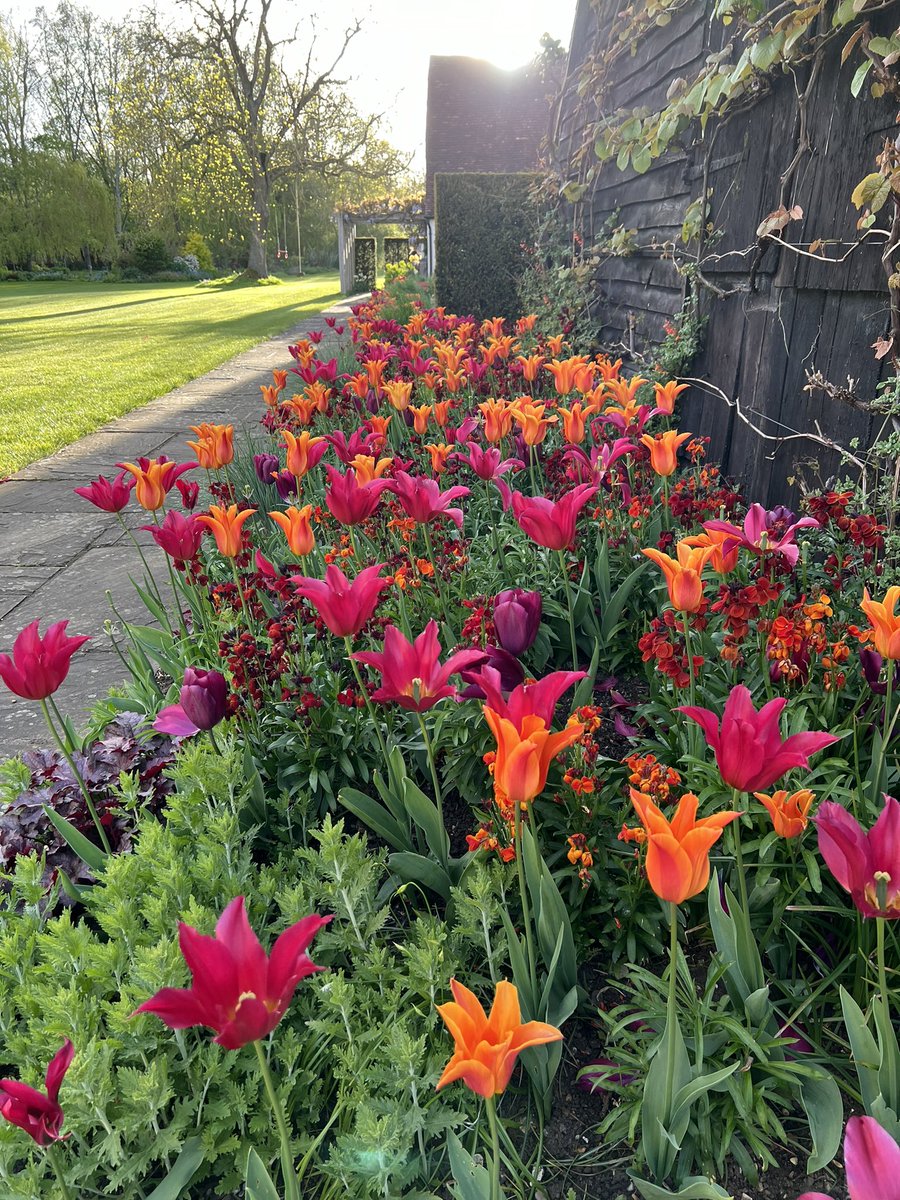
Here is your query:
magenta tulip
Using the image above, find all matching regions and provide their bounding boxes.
[816,794,900,918]
[324,465,390,526]
[142,511,204,562]
[0,620,90,701]
[387,471,470,530]
[0,1040,74,1145]
[510,483,598,551]
[291,562,390,638]
[352,620,486,711]
[473,667,585,729]
[704,503,819,568]
[798,1115,900,1200]
[74,470,134,512]
[154,667,228,738]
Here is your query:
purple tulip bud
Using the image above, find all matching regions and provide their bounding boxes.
[493,589,542,657]
[860,647,888,696]
[254,453,280,485]
[459,646,525,699]
[274,469,298,501]
[179,668,228,730]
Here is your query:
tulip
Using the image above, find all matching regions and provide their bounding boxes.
[0,1039,74,1145]
[348,453,393,484]
[154,667,229,739]
[142,510,204,562]
[459,646,525,698]
[326,428,380,464]
[510,483,598,551]
[436,978,562,1098]
[485,708,584,807]
[282,429,327,482]
[559,401,588,444]
[364,358,387,391]
[119,458,196,511]
[273,469,298,501]
[510,399,557,446]
[678,685,840,793]
[269,505,315,556]
[493,588,542,657]
[282,396,317,425]
[601,399,651,434]
[324,465,390,526]
[254,452,280,484]
[639,429,691,476]
[630,788,740,904]
[0,619,90,701]
[816,794,900,918]
[515,352,544,382]
[754,789,814,838]
[861,586,900,659]
[704,503,819,568]
[475,667,584,729]
[133,895,329,1049]
[798,1115,900,1200]
[387,471,470,530]
[642,541,716,613]
[291,562,390,638]
[196,504,256,557]
[453,442,523,482]
[479,397,513,443]
[187,423,234,469]
[409,402,433,434]
[545,356,589,396]
[383,378,413,410]
[352,620,485,713]
[176,479,199,511]
[652,380,689,415]
[681,529,740,575]
[74,470,134,512]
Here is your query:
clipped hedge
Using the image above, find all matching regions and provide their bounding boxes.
[434,172,537,320]
[353,236,376,291]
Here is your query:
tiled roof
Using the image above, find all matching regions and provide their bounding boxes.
[425,56,550,215]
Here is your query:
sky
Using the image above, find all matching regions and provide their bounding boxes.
[8,0,580,170]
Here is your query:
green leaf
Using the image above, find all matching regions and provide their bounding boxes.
[851,171,891,211]
[42,806,107,873]
[245,1147,280,1200]
[840,985,882,1110]
[800,1073,843,1172]
[447,1130,491,1200]
[632,144,653,175]
[387,851,452,900]
[144,1137,204,1200]
[631,1174,732,1199]
[670,1062,740,1125]
[832,0,858,26]
[401,779,450,867]
[850,58,873,97]
[338,788,410,851]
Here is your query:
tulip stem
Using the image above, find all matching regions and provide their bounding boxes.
[416,711,444,826]
[513,801,538,1004]
[664,902,679,1121]
[40,700,111,855]
[682,618,698,756]
[116,513,171,626]
[46,1142,74,1200]
[875,669,898,802]
[253,1040,299,1200]
[484,1095,502,1200]
[877,916,890,1023]
[345,638,390,769]
[422,523,454,639]
[731,788,750,918]
[557,549,579,672]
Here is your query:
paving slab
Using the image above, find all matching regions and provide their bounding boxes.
[0,295,361,759]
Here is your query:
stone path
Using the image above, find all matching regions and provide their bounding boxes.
[0,295,361,758]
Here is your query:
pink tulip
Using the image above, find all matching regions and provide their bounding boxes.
[291,563,390,638]
[798,1115,900,1200]
[453,442,524,481]
[352,620,486,711]
[142,511,204,562]
[816,794,900,918]
[324,465,390,526]
[473,667,585,730]
[0,620,90,701]
[678,685,840,793]
[387,471,470,530]
[510,484,598,551]
[74,470,134,512]
[0,1040,74,1145]
[704,503,819,568]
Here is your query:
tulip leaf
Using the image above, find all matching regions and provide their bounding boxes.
[840,985,882,1109]
[874,992,900,1110]
[387,851,451,900]
[669,1062,740,1126]
[401,778,450,867]
[339,788,410,851]
[447,1130,491,1200]
[144,1137,204,1200]
[245,1147,280,1200]
[630,1173,732,1199]
[42,805,107,873]
[799,1073,843,1172]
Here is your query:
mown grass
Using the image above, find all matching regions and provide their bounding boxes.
[0,273,341,476]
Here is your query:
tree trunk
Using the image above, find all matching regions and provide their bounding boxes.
[246,171,270,278]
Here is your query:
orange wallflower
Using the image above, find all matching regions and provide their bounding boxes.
[484,709,584,806]
[753,789,814,838]
[516,353,545,382]
[436,978,562,1098]
[424,442,452,474]
[640,430,692,476]
[187,423,234,469]
[479,398,513,443]
[269,505,315,556]
[349,454,393,484]
[383,379,413,411]
[511,399,557,446]
[860,586,900,659]
[282,430,325,480]
[432,399,452,427]
[654,380,689,414]
[546,356,589,396]
[642,541,715,612]
[559,402,588,445]
[410,403,433,435]
[630,788,740,904]
[196,504,256,557]
[681,530,740,575]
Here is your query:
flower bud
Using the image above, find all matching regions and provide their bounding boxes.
[179,668,228,730]
[254,453,280,485]
[493,589,542,657]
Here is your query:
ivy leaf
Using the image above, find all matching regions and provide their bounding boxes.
[850,171,890,211]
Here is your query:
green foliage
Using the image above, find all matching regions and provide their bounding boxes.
[132,233,171,274]
[435,172,538,320]
[353,237,376,291]
[0,153,115,268]
[182,232,214,271]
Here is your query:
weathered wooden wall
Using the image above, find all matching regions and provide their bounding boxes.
[557,0,900,505]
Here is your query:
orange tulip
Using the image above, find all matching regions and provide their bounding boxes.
[367,415,392,447]
[642,541,715,612]
[196,504,256,557]
[349,454,393,484]
[481,316,506,339]
[488,334,516,360]
[654,380,689,415]
[545,356,588,396]
[640,430,692,476]
[364,358,386,390]
[516,313,538,333]
[422,372,440,392]
[453,322,476,345]
[304,381,332,414]
[281,396,318,425]
[443,368,468,394]
[546,334,566,356]
[290,340,316,367]
[595,355,622,382]
[511,399,557,446]
[119,461,170,511]
[425,443,452,475]
[436,978,562,1098]
[480,341,502,367]
[260,384,282,408]
[269,505,315,556]
[860,586,900,659]
[574,363,597,394]
[187,424,234,469]
[484,708,584,806]
[603,398,642,428]
[681,530,740,575]
[410,403,433,435]
[630,788,740,904]
[516,353,544,382]
[753,789,814,838]
[434,342,467,372]
[607,376,647,405]
[479,398,513,444]
[272,369,288,391]
[432,400,452,427]
[383,379,413,411]
[282,430,325,480]
[559,402,588,445]
[346,373,370,400]
[405,312,427,335]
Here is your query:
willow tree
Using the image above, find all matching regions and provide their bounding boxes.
[178,0,362,277]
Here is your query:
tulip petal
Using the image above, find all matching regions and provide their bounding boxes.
[153,704,200,737]
[43,1041,74,1104]
[215,897,268,998]
[868,794,900,872]
[267,913,330,1002]
[844,1115,900,1200]
[132,986,210,1029]
[816,802,871,895]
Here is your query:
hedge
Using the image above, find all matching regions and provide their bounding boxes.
[434,172,537,320]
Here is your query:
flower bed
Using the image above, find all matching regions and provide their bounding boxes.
[0,283,896,1200]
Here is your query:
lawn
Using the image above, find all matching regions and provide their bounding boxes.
[0,273,341,477]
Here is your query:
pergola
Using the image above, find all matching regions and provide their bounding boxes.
[334,196,433,293]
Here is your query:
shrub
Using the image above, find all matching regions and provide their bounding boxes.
[173,254,201,278]
[353,237,376,291]
[182,232,214,272]
[132,233,170,274]
[434,172,537,320]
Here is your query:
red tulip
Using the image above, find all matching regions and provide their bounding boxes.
[798,1115,900,1200]
[133,896,329,1049]
[142,511,204,562]
[291,563,390,637]
[352,620,486,711]
[453,442,523,482]
[154,668,229,738]
[74,470,134,512]
[677,685,840,793]
[324,465,390,526]
[510,484,598,550]
[387,471,470,530]
[473,667,585,730]
[0,620,90,701]
[0,1040,74,1145]
[816,794,900,918]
